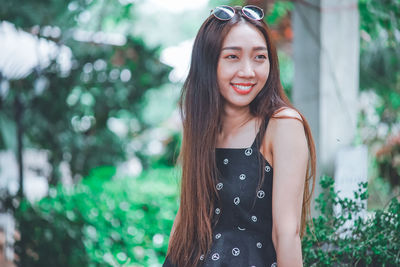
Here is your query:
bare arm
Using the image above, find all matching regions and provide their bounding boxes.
[269,109,308,267]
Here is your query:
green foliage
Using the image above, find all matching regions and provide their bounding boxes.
[375,135,400,188]
[0,0,85,30]
[302,176,400,266]
[277,49,293,99]
[265,1,293,25]
[0,35,171,182]
[14,165,180,266]
[13,168,400,266]
[0,35,171,183]
[357,0,400,201]
[0,0,137,33]
[359,0,400,127]
[0,113,17,151]
[150,132,181,168]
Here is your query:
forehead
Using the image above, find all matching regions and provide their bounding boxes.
[222,22,267,48]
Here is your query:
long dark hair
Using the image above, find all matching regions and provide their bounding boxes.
[167,7,316,267]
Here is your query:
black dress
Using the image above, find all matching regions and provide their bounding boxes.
[164,117,277,267]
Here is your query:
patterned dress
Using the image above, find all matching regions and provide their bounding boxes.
[164,117,277,267]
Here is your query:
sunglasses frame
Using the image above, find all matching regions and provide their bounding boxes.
[211,5,264,21]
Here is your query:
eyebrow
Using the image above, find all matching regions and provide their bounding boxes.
[221,46,268,51]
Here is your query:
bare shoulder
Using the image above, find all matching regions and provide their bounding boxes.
[271,107,303,121]
[261,108,305,165]
[268,107,306,147]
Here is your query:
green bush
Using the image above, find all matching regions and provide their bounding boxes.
[302,175,400,266]
[15,165,179,267]
[15,168,400,266]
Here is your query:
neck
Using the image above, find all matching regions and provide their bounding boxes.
[220,105,253,134]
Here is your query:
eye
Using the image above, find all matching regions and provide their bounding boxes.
[225,54,238,59]
[255,54,267,60]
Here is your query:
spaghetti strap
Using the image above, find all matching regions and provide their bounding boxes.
[250,116,271,150]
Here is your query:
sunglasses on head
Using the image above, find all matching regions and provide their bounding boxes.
[210,5,264,21]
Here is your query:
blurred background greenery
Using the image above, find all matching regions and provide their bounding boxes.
[0,0,399,266]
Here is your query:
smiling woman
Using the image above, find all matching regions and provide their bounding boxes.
[217,22,270,107]
[163,5,316,267]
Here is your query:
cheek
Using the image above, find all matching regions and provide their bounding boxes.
[217,61,235,81]
[258,62,270,80]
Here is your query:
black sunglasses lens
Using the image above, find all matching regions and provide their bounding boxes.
[213,6,235,20]
[242,6,264,20]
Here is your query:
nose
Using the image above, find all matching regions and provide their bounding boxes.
[237,59,255,78]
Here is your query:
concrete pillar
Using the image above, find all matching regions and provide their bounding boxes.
[292,0,360,213]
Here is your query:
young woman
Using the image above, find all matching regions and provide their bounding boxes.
[163,5,316,267]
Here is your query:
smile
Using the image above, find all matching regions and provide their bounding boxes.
[231,83,256,95]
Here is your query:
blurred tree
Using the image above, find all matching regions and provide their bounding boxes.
[0,0,171,184]
[359,0,400,128]
[358,0,400,192]
[0,2,171,266]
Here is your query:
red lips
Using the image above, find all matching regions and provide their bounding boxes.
[230,83,255,95]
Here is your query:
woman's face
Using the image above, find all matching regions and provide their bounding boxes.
[217,22,270,110]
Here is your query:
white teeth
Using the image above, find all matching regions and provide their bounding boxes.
[233,84,252,90]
